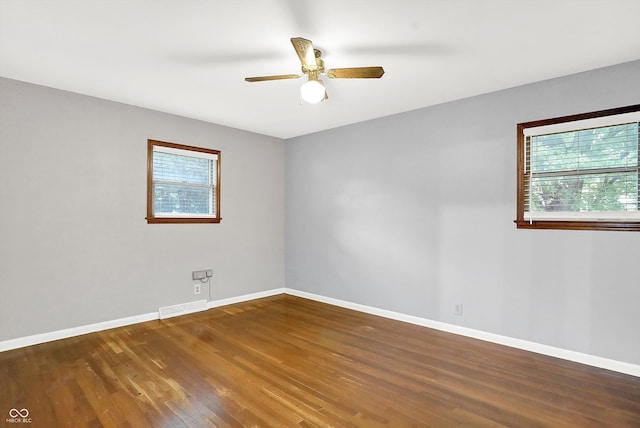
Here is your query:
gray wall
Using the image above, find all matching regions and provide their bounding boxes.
[0,78,285,341]
[285,60,640,365]
[2,61,639,366]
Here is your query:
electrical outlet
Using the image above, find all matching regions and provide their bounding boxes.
[194,284,201,295]
[455,303,463,316]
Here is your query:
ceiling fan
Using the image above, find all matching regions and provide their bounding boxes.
[245,37,385,104]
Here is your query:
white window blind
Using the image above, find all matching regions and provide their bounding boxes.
[152,145,218,218]
[524,120,640,222]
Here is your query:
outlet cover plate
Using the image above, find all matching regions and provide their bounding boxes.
[455,304,463,316]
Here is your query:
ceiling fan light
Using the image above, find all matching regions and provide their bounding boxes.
[300,79,326,104]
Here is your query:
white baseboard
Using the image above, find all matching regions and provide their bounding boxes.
[284,288,640,378]
[0,312,158,352]
[0,288,286,353]
[2,287,638,377]
[207,288,285,309]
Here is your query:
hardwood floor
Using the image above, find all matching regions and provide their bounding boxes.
[1,294,639,427]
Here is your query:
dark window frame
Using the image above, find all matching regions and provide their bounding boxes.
[146,139,221,224]
[516,105,640,232]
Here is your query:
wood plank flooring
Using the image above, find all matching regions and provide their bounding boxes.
[1,294,639,427]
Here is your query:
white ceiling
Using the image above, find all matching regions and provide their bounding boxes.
[1,0,639,139]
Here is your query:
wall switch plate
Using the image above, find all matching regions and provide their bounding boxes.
[455,304,463,316]
[194,284,201,295]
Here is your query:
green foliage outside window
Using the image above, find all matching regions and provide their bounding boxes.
[528,123,639,213]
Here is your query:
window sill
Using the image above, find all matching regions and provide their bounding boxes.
[514,219,640,231]
[146,217,222,224]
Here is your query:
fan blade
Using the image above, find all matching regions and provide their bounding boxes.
[326,67,385,79]
[245,74,301,82]
[290,37,317,71]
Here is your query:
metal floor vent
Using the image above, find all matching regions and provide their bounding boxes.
[159,300,208,320]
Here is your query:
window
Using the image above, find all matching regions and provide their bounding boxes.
[147,139,221,223]
[516,105,640,231]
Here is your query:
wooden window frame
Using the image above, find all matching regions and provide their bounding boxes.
[516,105,640,232]
[147,139,221,224]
